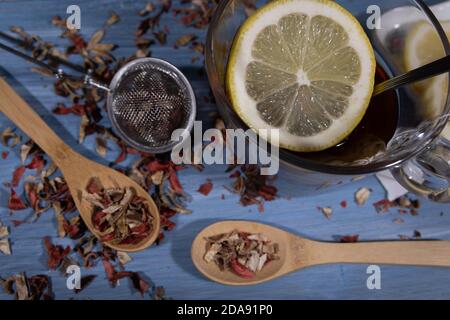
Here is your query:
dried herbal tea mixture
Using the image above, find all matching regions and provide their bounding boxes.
[83,177,153,245]
[204,230,279,279]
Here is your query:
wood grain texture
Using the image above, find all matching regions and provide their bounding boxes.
[0,0,449,300]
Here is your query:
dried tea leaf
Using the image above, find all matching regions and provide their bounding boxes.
[13,273,29,300]
[197,179,213,196]
[339,235,359,243]
[153,286,169,300]
[87,29,105,51]
[53,202,66,238]
[175,34,197,47]
[117,251,132,265]
[41,161,57,179]
[8,189,28,211]
[78,114,90,143]
[11,166,26,187]
[106,11,120,26]
[20,140,35,163]
[43,237,71,270]
[153,31,167,45]
[1,127,21,147]
[355,187,372,206]
[31,67,54,78]
[320,207,333,220]
[0,221,9,239]
[95,136,107,157]
[0,238,11,255]
[151,171,164,186]
[139,2,155,16]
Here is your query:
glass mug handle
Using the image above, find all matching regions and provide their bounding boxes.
[391,137,450,203]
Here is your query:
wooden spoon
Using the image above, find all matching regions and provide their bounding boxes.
[192,221,450,286]
[0,77,160,252]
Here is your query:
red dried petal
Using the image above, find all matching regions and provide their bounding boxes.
[100,232,115,242]
[86,178,102,194]
[102,258,116,283]
[8,189,28,210]
[27,187,39,210]
[43,236,71,269]
[340,235,359,243]
[11,166,26,187]
[146,160,171,172]
[26,154,45,171]
[230,259,255,279]
[373,199,393,213]
[340,200,348,208]
[2,151,9,159]
[11,219,25,227]
[197,180,213,196]
[130,272,150,296]
[229,171,241,178]
[168,166,183,193]
[114,146,127,164]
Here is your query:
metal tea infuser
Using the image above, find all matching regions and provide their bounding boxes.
[0,41,196,154]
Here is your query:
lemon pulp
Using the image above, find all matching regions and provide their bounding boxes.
[227,0,376,152]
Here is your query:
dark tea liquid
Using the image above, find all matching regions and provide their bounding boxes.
[298,64,399,164]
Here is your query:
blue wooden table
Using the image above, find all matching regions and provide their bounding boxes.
[0,0,449,300]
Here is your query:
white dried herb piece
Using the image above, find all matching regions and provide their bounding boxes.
[117,251,133,265]
[95,136,108,157]
[0,220,9,239]
[151,171,164,186]
[355,187,372,206]
[320,207,333,220]
[1,127,21,147]
[204,230,279,278]
[78,114,90,143]
[0,220,11,255]
[20,140,35,163]
[106,11,120,26]
[52,201,66,238]
[351,176,366,182]
[0,238,11,255]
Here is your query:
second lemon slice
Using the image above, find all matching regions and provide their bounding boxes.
[227,0,376,152]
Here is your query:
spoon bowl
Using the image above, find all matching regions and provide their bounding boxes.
[63,151,161,252]
[192,221,450,286]
[0,77,160,252]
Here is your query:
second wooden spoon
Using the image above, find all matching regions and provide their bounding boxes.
[0,77,160,252]
[192,221,450,286]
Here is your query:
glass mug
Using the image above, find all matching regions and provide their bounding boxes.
[205,0,450,202]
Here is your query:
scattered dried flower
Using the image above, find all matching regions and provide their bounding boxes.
[319,206,333,220]
[197,179,213,196]
[355,187,372,206]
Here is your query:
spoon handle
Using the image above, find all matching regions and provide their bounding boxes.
[314,241,450,267]
[373,54,450,96]
[0,77,72,166]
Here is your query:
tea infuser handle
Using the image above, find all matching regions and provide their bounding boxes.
[0,41,109,92]
[392,136,450,203]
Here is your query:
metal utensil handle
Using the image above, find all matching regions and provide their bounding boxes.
[0,31,86,73]
[0,41,109,92]
[374,54,450,96]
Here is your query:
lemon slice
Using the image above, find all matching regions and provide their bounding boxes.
[404,20,450,139]
[226,0,376,152]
